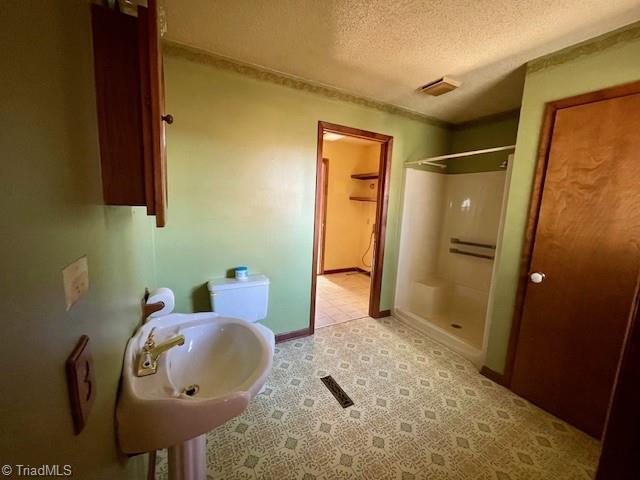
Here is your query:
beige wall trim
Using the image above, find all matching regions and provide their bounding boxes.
[162,40,450,128]
[527,21,640,74]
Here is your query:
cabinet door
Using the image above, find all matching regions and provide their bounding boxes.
[91,1,169,227]
[91,5,147,207]
[139,0,168,227]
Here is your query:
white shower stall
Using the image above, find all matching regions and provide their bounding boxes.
[394,159,511,366]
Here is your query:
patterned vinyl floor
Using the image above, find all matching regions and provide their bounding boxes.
[156,316,600,479]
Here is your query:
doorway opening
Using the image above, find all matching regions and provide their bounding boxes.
[310,122,393,333]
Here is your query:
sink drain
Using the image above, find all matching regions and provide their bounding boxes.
[183,384,200,397]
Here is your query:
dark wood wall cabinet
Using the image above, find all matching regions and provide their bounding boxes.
[91,0,169,227]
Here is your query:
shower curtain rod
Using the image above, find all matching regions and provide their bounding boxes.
[404,144,516,168]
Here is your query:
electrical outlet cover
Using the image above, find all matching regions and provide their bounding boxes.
[66,335,96,434]
[62,256,89,310]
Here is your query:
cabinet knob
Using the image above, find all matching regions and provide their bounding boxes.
[161,114,174,125]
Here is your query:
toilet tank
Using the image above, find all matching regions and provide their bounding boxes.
[207,275,269,322]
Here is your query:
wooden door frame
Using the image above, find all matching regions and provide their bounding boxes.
[309,121,393,334]
[497,80,640,386]
[317,158,329,275]
[596,276,640,479]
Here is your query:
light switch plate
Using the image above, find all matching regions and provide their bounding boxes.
[66,335,96,434]
[62,256,89,310]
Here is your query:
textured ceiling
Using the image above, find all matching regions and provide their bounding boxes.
[164,1,640,123]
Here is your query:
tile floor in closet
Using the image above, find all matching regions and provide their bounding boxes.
[315,272,371,328]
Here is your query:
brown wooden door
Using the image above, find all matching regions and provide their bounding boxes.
[511,88,640,438]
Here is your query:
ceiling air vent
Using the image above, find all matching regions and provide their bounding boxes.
[418,76,461,96]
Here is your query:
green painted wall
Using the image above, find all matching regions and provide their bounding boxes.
[0,2,154,478]
[485,23,640,373]
[408,112,520,175]
[447,112,520,174]
[156,52,450,334]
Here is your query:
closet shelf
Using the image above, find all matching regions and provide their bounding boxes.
[349,196,377,203]
[351,172,379,180]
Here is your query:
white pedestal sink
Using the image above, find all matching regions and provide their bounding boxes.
[117,312,273,480]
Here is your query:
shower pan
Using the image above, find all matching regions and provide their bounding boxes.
[394,155,511,366]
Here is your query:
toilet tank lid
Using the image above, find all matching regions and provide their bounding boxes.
[207,274,269,292]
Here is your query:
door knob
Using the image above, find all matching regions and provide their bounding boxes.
[529,272,545,284]
[161,114,174,124]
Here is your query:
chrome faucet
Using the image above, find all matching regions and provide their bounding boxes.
[136,327,185,377]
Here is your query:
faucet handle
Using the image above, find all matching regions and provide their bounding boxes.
[144,327,157,350]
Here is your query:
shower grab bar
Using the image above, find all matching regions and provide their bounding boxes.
[450,238,496,249]
[449,248,494,260]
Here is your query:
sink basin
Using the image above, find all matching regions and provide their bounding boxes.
[117,312,273,454]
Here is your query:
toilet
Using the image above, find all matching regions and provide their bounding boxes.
[207,274,275,353]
